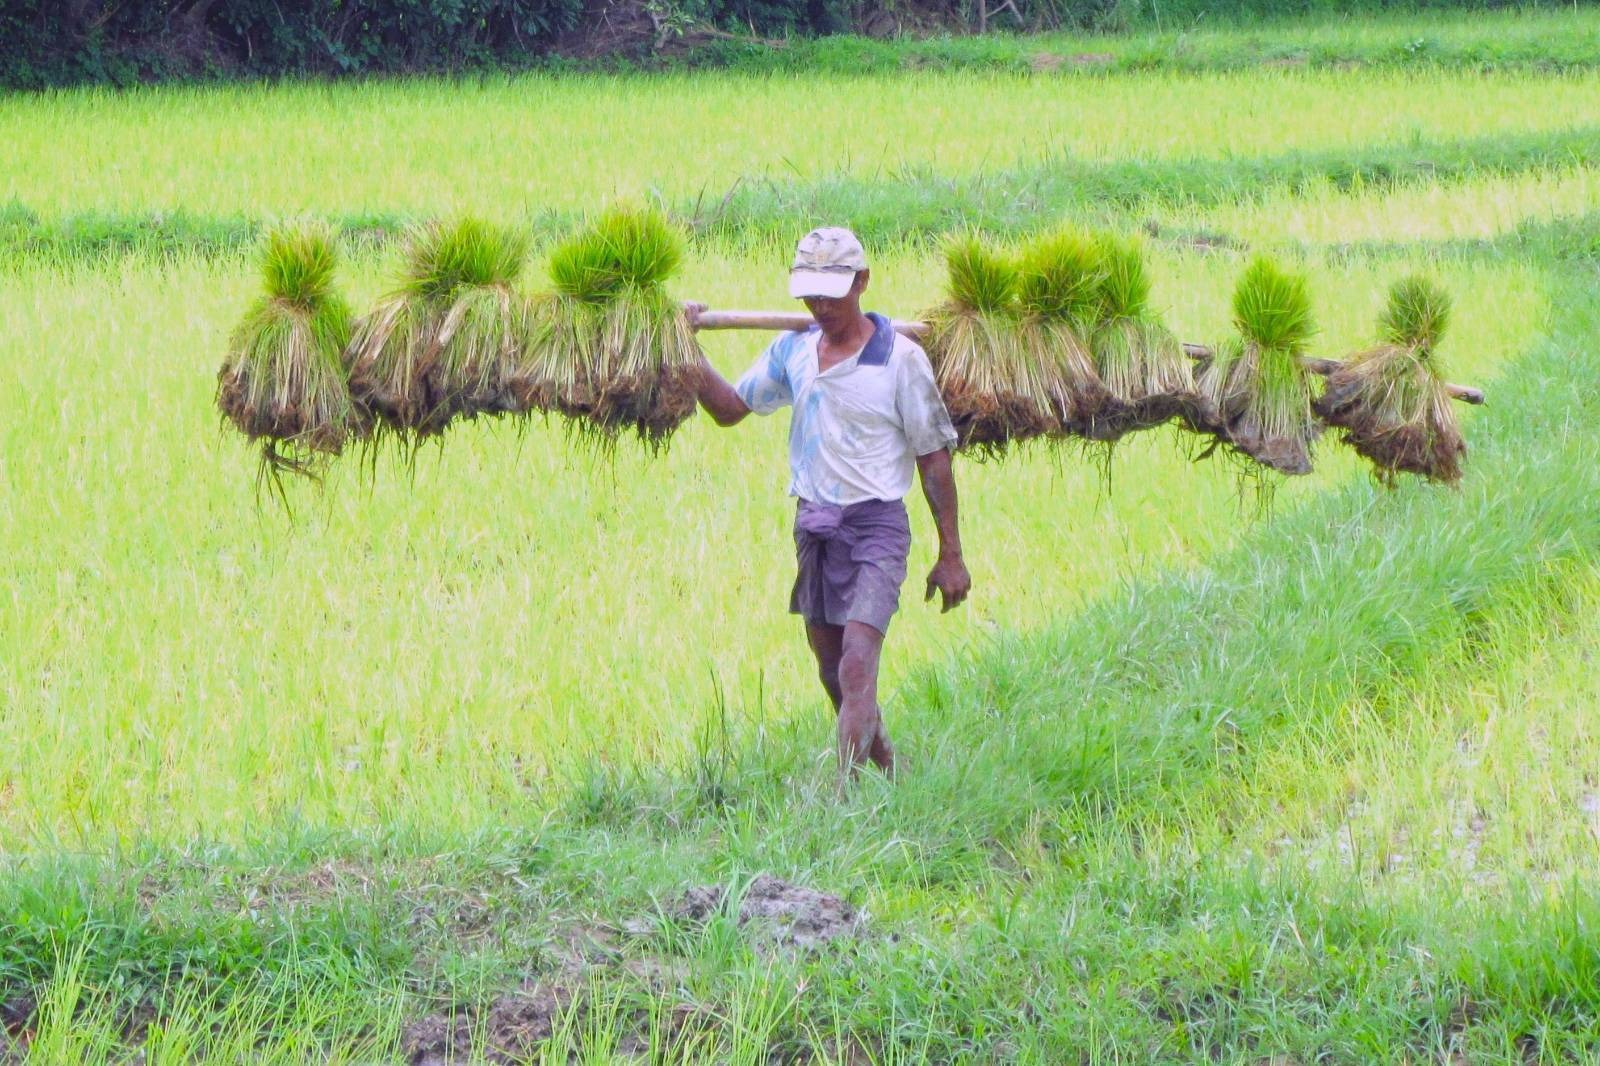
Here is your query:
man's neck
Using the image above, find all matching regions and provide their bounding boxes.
[819,312,874,356]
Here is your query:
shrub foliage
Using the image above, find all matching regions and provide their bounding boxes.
[1,0,1535,88]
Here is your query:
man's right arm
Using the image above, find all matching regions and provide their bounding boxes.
[684,302,755,428]
[694,359,752,427]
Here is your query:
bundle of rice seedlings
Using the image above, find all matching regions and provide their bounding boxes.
[521,205,701,447]
[216,222,365,476]
[1314,275,1465,484]
[346,217,529,439]
[1085,234,1203,439]
[1013,228,1112,434]
[922,233,1053,454]
[1196,257,1322,474]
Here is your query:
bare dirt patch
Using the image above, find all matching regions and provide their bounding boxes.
[1031,51,1115,72]
[671,874,864,951]
[1142,220,1246,254]
[403,982,586,1065]
[401,875,859,1062]
[0,992,35,1060]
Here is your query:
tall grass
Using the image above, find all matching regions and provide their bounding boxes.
[1160,162,1600,246]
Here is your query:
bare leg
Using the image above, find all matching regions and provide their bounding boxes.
[837,621,894,777]
[806,621,895,777]
[805,622,845,712]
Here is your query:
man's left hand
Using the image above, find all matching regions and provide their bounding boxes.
[925,553,972,613]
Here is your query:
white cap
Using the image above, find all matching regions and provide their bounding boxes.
[789,227,867,299]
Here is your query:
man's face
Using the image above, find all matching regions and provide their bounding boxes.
[801,270,869,330]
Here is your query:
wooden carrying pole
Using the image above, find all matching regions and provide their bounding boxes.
[690,308,1485,406]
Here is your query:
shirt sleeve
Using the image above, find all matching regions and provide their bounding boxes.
[896,342,960,456]
[733,332,801,415]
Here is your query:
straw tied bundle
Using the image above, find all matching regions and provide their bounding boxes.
[527,206,702,447]
[218,218,1483,488]
[216,223,368,477]
[1315,275,1467,485]
[1194,257,1323,475]
[694,247,1484,484]
[915,230,1200,452]
[345,216,532,439]
[215,207,704,468]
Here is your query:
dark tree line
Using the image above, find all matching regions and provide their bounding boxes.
[0,0,1530,89]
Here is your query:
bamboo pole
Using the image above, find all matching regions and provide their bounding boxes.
[688,307,1485,406]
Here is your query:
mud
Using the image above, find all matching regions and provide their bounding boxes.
[1075,391,1218,442]
[1314,370,1464,485]
[349,352,514,440]
[215,365,369,462]
[1192,350,1321,476]
[1221,417,1319,475]
[400,875,859,1062]
[1141,220,1246,254]
[404,983,577,1065]
[671,874,864,952]
[1031,51,1115,71]
[947,399,1058,455]
[0,992,34,1058]
[563,364,702,450]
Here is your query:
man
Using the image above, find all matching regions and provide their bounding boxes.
[688,227,972,777]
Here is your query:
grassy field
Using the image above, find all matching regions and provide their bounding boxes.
[0,249,1541,844]
[5,67,1599,222]
[3,12,1600,1063]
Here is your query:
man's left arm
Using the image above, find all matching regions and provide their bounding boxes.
[916,448,971,612]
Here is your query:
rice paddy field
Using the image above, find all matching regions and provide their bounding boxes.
[3,9,1600,1062]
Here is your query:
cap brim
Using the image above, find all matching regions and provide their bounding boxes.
[789,270,855,299]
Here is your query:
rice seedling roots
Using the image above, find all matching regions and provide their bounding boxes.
[216,362,360,456]
[944,389,1059,455]
[350,337,522,439]
[556,362,702,449]
[1075,392,1218,442]
[1315,359,1466,484]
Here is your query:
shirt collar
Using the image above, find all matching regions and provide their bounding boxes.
[806,311,894,368]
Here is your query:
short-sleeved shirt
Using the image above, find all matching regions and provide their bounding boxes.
[735,312,958,506]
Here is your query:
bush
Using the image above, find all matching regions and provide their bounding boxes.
[0,0,588,87]
[0,0,1570,89]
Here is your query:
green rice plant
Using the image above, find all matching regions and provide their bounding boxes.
[547,204,684,302]
[521,205,701,448]
[1086,233,1199,439]
[1197,256,1321,474]
[215,222,364,478]
[1383,272,1453,349]
[1315,275,1465,484]
[1014,228,1111,432]
[403,216,527,301]
[944,232,1018,316]
[922,232,1054,455]
[14,63,1600,223]
[346,217,529,439]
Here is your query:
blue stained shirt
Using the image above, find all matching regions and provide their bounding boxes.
[734,312,959,506]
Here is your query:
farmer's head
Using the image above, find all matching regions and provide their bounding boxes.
[789,227,869,330]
